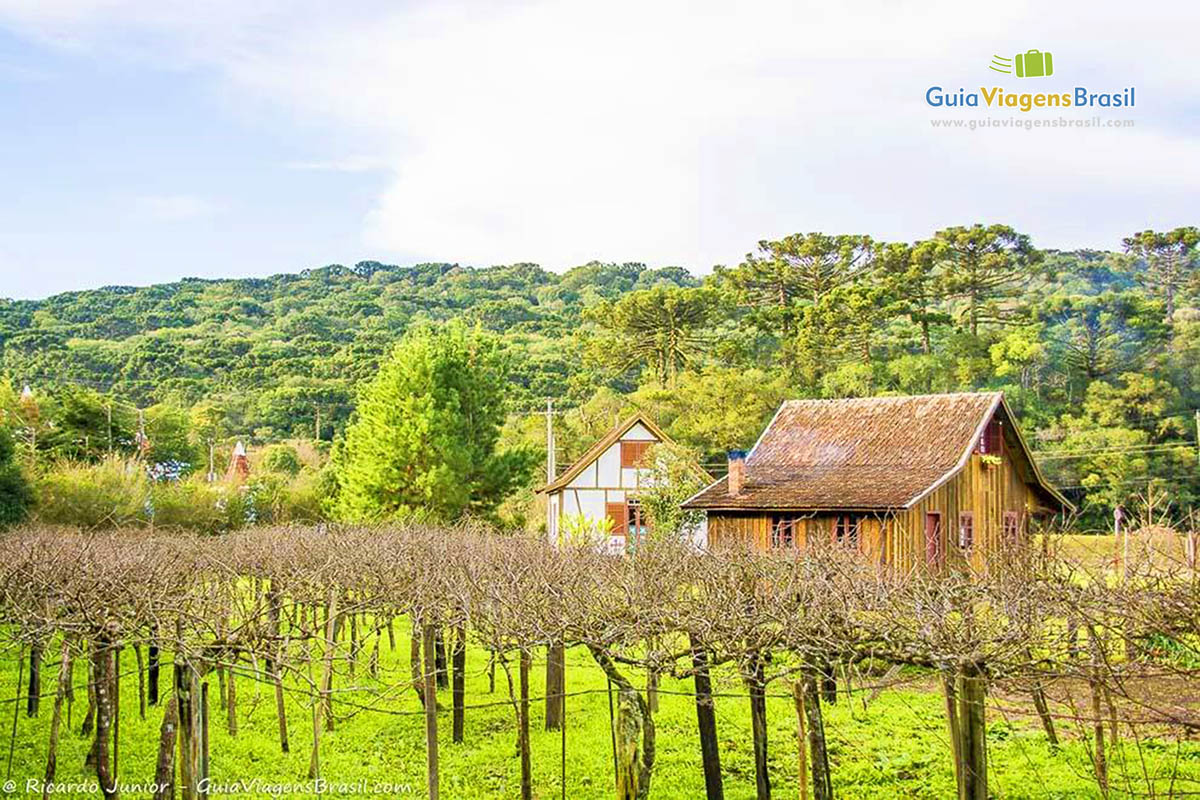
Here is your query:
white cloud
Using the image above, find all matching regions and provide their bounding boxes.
[283,155,392,173]
[2,0,1199,271]
[129,193,219,222]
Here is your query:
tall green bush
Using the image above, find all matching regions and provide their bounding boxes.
[34,458,149,529]
[0,427,32,528]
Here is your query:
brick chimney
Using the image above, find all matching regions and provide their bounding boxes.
[727,450,747,497]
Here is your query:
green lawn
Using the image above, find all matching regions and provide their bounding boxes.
[4,627,1198,799]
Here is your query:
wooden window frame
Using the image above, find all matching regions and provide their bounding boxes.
[770,515,801,549]
[977,418,1003,457]
[620,441,653,468]
[833,514,862,550]
[1002,511,1021,546]
[958,511,974,551]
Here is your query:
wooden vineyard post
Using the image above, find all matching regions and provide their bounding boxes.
[802,669,832,800]
[955,664,988,800]
[42,637,72,800]
[152,694,177,800]
[689,637,723,800]
[519,649,533,800]
[422,623,439,800]
[793,681,808,800]
[451,626,466,743]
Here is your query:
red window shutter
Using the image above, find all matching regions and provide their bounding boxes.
[606,502,628,535]
[620,441,652,468]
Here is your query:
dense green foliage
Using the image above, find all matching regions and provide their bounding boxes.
[0,426,31,527]
[329,323,537,523]
[32,458,324,532]
[3,224,1199,528]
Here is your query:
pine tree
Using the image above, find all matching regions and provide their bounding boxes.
[331,323,536,523]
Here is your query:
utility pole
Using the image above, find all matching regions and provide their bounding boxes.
[136,408,149,459]
[1115,505,1126,583]
[545,399,556,483]
[315,405,322,443]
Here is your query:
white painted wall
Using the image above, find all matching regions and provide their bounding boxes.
[550,423,662,551]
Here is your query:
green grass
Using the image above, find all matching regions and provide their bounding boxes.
[4,628,1198,799]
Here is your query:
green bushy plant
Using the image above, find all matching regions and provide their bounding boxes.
[260,443,302,477]
[0,427,32,528]
[149,478,236,534]
[34,457,149,529]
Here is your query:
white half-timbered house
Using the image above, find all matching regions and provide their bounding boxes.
[537,413,707,553]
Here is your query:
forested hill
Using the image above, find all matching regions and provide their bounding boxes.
[3,225,1199,527]
[0,260,698,434]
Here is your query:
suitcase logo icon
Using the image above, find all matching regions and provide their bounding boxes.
[989,50,1054,78]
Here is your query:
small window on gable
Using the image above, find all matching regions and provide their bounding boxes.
[620,441,653,468]
[977,418,1003,456]
[958,512,974,551]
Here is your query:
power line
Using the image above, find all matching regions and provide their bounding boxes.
[1036,442,1195,460]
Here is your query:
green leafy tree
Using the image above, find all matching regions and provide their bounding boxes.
[724,233,875,376]
[630,367,789,458]
[144,403,201,469]
[189,399,230,480]
[41,386,136,462]
[261,443,303,477]
[880,240,953,355]
[638,442,707,540]
[331,323,536,523]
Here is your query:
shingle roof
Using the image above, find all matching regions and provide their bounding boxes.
[682,392,1067,511]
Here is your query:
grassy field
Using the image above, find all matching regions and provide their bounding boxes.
[4,624,1199,799]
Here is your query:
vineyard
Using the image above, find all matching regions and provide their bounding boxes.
[3,525,1200,799]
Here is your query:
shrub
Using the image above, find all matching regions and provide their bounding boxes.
[34,458,149,530]
[260,444,302,477]
[0,428,32,528]
[149,478,237,534]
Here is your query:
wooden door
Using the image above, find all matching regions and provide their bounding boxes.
[924,512,943,567]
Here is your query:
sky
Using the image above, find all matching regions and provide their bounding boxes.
[0,0,1198,300]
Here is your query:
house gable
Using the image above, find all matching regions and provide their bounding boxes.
[538,413,669,494]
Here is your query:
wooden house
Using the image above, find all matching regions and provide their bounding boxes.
[680,392,1070,569]
[537,413,707,552]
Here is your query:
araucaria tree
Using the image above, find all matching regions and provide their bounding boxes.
[330,323,536,522]
[1123,226,1200,324]
[934,224,1040,336]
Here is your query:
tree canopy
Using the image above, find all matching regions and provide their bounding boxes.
[329,323,537,523]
